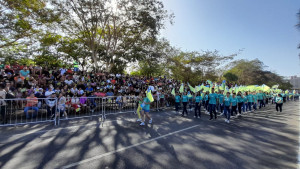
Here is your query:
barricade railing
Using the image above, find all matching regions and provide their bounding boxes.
[102,96,138,119]
[0,98,57,126]
[59,96,104,123]
[155,95,176,111]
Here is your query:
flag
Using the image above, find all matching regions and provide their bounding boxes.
[195,85,201,92]
[271,85,279,89]
[171,88,175,96]
[188,91,193,98]
[293,90,296,94]
[146,87,154,102]
[188,83,195,93]
[179,84,184,93]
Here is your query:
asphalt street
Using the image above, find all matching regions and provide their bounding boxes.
[0,101,299,169]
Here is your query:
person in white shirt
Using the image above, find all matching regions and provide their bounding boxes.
[46,93,57,119]
[45,88,55,97]
[57,93,68,119]
[65,79,73,86]
[70,86,78,95]
[59,67,67,76]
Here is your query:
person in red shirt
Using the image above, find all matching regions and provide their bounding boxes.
[24,93,39,119]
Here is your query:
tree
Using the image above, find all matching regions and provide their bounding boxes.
[223,72,238,83]
[50,0,172,71]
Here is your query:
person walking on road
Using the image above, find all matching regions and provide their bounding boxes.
[181,92,188,117]
[140,92,152,126]
[275,94,283,112]
[208,88,218,120]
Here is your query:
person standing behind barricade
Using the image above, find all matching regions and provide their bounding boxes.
[208,88,218,120]
[0,85,7,124]
[174,91,181,114]
[275,94,283,112]
[194,92,202,118]
[257,90,264,109]
[24,93,39,119]
[47,93,57,120]
[230,93,238,117]
[181,92,188,117]
[139,92,152,126]
[223,92,231,123]
[57,93,68,119]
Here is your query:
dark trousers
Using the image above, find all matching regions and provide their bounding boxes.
[194,103,201,117]
[182,102,188,116]
[276,103,283,112]
[209,104,216,119]
[238,102,243,114]
[175,102,180,111]
[231,106,237,115]
[224,106,230,120]
[0,106,6,124]
[258,100,263,109]
[47,106,56,116]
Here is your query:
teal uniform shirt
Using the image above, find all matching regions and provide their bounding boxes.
[143,97,150,110]
[175,95,181,103]
[182,95,188,102]
[195,96,202,103]
[218,94,224,103]
[209,93,218,105]
[230,97,238,106]
[257,93,263,100]
[253,94,257,102]
[247,94,253,103]
[204,95,209,101]
[224,96,231,106]
[275,97,283,104]
[236,95,243,103]
[243,95,248,103]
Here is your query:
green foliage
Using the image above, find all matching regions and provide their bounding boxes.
[223,72,238,83]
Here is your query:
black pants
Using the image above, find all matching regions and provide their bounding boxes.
[175,102,180,111]
[258,100,263,109]
[238,102,243,114]
[47,106,56,116]
[276,103,283,112]
[283,97,286,103]
[209,104,217,119]
[182,102,188,116]
[0,106,6,124]
[231,106,237,115]
[194,103,201,117]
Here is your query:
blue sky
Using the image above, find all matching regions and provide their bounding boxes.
[160,0,300,77]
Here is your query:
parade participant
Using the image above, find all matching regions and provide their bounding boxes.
[257,90,264,109]
[253,91,257,111]
[136,93,143,122]
[243,92,248,113]
[208,88,218,120]
[174,91,181,113]
[181,92,188,117]
[223,92,231,123]
[247,92,254,112]
[204,91,209,114]
[275,94,283,112]
[140,92,152,126]
[218,91,224,115]
[194,92,202,118]
[230,93,238,116]
[237,91,243,116]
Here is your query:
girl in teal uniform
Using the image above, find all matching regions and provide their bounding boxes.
[275,94,283,112]
[174,92,181,113]
[140,92,152,126]
[223,92,231,123]
[230,93,238,116]
[194,92,202,118]
[182,92,188,117]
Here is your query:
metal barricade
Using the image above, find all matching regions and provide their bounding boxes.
[0,98,57,126]
[102,96,138,118]
[60,96,104,122]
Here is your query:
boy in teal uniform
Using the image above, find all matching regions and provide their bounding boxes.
[230,93,238,116]
[218,91,224,115]
[175,92,181,113]
[194,92,202,118]
[247,92,254,112]
[208,88,218,120]
[275,94,283,112]
[223,92,231,123]
[182,92,188,117]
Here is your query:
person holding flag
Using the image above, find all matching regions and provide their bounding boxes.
[140,89,153,126]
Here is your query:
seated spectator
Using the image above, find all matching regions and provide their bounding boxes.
[85,85,94,95]
[71,93,81,112]
[14,74,25,86]
[19,67,30,78]
[45,87,55,97]
[46,93,57,119]
[106,90,114,97]
[65,77,74,86]
[79,93,87,113]
[24,93,39,119]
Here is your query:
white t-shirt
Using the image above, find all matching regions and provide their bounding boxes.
[45,90,55,97]
[65,80,73,85]
[60,68,66,75]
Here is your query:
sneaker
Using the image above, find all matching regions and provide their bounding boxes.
[149,119,152,124]
[140,122,145,126]
[136,118,142,122]
[225,119,228,122]
[220,113,224,116]
[227,120,230,123]
[184,114,187,117]
[194,116,197,118]
[197,116,200,119]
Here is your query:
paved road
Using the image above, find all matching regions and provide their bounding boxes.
[0,101,299,169]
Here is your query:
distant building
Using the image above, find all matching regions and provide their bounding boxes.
[290,76,300,89]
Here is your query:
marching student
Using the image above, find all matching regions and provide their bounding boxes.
[230,93,238,117]
[140,92,152,126]
[275,94,283,112]
[174,91,181,113]
[181,92,188,117]
[194,92,202,118]
[223,92,231,123]
[237,91,243,116]
[136,93,143,122]
[247,92,254,112]
[208,88,218,120]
